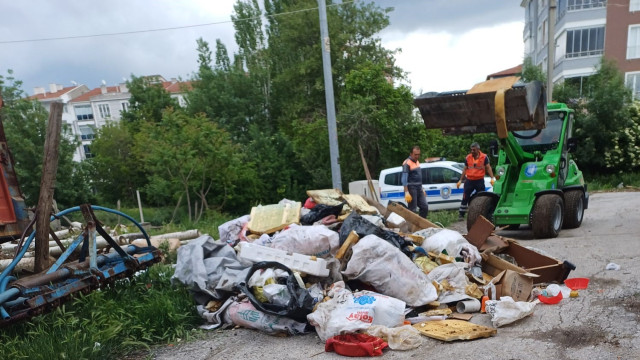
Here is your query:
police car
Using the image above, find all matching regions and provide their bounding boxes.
[378,160,493,210]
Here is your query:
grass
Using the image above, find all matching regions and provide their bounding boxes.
[0,264,201,360]
[427,209,460,228]
[584,171,640,192]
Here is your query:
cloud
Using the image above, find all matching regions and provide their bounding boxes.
[0,0,525,96]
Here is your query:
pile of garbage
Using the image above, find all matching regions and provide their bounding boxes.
[171,189,582,356]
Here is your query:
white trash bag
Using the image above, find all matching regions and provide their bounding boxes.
[307,281,406,341]
[365,325,422,350]
[485,296,538,327]
[269,224,340,258]
[342,234,438,306]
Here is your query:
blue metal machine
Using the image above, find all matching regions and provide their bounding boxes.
[0,204,161,326]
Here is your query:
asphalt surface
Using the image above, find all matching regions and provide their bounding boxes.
[151,192,640,360]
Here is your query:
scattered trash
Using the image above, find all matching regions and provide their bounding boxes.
[606,262,621,271]
[364,325,422,350]
[169,194,581,353]
[564,277,590,290]
[484,296,538,327]
[413,319,497,341]
[325,333,388,357]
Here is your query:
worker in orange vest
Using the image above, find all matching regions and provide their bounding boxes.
[457,142,495,221]
[402,146,428,218]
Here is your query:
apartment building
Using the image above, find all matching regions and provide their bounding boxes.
[522,0,640,97]
[31,76,190,161]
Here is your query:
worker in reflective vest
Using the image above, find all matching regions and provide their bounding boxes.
[402,146,428,218]
[457,142,495,220]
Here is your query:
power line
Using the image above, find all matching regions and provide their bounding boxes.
[0,0,357,44]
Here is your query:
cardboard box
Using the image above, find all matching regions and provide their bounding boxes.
[482,255,537,302]
[467,215,574,285]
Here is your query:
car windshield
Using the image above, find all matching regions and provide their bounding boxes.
[453,163,464,171]
[513,111,564,151]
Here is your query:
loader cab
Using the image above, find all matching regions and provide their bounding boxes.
[512,111,565,153]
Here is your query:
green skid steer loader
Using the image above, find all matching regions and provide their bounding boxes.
[414,76,588,239]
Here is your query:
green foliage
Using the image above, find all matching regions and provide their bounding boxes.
[90,121,144,205]
[0,264,200,360]
[520,56,546,83]
[120,75,178,133]
[134,108,258,216]
[0,70,94,208]
[585,171,640,191]
[557,59,636,174]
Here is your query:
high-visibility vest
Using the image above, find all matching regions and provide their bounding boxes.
[465,152,487,180]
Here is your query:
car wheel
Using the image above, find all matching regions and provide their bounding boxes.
[531,194,564,238]
[466,196,497,231]
[563,190,584,229]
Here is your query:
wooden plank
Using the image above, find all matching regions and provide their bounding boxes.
[34,102,62,273]
[358,143,379,203]
[387,202,438,231]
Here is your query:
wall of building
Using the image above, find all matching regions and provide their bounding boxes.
[605,0,640,73]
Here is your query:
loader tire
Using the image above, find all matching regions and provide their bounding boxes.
[563,190,584,229]
[466,196,497,231]
[531,194,564,239]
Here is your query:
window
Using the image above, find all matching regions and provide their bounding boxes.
[566,27,604,58]
[628,25,640,59]
[83,145,94,159]
[542,19,548,46]
[98,104,111,119]
[631,0,640,11]
[79,125,95,140]
[121,102,129,112]
[426,168,460,184]
[385,172,402,186]
[568,0,606,11]
[626,72,640,99]
[74,105,94,121]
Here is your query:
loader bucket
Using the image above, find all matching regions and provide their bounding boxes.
[413,78,547,136]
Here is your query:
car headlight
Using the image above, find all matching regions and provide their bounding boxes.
[496,166,506,177]
[545,164,555,174]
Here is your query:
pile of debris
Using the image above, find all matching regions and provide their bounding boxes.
[171,189,583,356]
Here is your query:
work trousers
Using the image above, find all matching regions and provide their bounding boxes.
[407,184,429,218]
[459,179,486,217]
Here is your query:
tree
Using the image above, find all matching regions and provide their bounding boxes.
[89,121,142,204]
[520,57,546,83]
[134,108,257,219]
[552,59,636,173]
[0,70,94,208]
[120,75,178,133]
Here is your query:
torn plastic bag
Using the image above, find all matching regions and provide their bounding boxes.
[218,215,251,246]
[485,296,538,327]
[300,203,344,225]
[269,224,340,258]
[425,262,471,303]
[222,297,309,335]
[237,261,316,323]
[365,325,423,350]
[342,234,438,306]
[338,212,413,257]
[422,229,481,265]
[307,281,406,341]
[171,235,251,304]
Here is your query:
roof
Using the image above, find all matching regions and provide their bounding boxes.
[70,86,120,103]
[28,86,77,100]
[162,81,192,93]
[486,64,523,80]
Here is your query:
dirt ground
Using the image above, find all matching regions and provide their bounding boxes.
[150,192,640,360]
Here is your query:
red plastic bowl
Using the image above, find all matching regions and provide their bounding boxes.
[564,278,589,290]
[538,292,563,304]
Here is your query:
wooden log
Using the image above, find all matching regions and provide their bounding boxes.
[34,102,62,273]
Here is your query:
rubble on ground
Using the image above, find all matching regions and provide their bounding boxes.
[170,188,584,356]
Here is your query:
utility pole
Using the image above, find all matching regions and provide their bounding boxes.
[317,0,342,191]
[547,0,557,103]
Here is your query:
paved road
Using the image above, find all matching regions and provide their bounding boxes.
[152,192,640,360]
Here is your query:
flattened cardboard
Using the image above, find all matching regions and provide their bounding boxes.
[413,319,497,341]
[247,202,301,234]
[464,215,509,253]
[481,265,536,302]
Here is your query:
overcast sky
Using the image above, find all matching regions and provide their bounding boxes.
[0,0,524,96]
